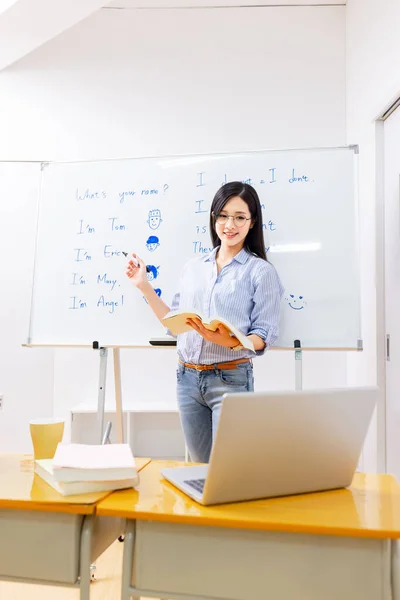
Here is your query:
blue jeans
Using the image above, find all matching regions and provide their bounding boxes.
[176,361,254,463]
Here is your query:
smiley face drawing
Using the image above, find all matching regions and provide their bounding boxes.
[147,209,162,230]
[286,294,306,310]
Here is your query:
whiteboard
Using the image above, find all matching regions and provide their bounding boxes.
[28,147,361,348]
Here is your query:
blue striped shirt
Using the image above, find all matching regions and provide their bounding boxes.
[169,247,284,364]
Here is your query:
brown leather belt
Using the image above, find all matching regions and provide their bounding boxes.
[179,358,250,371]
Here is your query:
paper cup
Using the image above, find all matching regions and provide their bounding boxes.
[29,418,65,460]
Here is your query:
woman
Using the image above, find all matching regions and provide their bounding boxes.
[126,181,284,462]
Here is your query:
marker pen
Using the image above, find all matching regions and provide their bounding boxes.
[122,252,151,273]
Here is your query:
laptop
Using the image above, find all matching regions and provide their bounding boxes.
[161,387,377,506]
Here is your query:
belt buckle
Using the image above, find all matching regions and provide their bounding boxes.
[197,364,211,371]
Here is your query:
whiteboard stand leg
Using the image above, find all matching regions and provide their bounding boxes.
[102,422,112,445]
[294,339,303,391]
[91,417,112,579]
[95,345,109,444]
[113,347,124,443]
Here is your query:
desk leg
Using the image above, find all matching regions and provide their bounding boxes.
[122,520,138,600]
[392,540,400,600]
[79,516,95,600]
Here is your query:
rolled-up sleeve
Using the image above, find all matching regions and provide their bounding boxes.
[248,263,284,355]
[170,291,180,312]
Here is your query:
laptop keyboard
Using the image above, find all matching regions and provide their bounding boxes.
[184,478,206,493]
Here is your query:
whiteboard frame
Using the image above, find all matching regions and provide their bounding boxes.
[24,144,363,350]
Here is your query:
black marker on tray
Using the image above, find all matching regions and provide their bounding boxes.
[122,251,151,273]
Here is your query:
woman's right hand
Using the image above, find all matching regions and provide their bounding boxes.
[126,253,148,289]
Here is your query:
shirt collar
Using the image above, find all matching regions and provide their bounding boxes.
[203,246,250,264]
[204,247,218,263]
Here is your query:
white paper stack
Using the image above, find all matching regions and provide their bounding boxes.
[35,443,139,496]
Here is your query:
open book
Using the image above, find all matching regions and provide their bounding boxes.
[162,310,255,352]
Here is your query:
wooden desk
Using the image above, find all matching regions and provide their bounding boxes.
[97,460,400,600]
[0,454,151,599]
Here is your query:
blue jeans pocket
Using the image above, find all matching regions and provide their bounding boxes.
[176,363,187,382]
[218,364,251,387]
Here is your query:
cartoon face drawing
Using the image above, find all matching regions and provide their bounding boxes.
[146,235,160,252]
[146,265,159,281]
[147,209,162,230]
[286,294,306,310]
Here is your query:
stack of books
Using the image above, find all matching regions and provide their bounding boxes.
[35,443,139,496]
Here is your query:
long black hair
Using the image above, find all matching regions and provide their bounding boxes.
[209,181,267,260]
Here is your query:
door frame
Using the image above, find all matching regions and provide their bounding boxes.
[375,94,400,472]
[375,117,386,473]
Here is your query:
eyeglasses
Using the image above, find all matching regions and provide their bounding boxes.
[213,213,252,228]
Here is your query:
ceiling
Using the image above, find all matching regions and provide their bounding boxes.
[0,0,346,73]
[106,0,346,6]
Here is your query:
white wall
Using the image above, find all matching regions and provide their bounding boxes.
[0,6,347,451]
[0,163,54,451]
[346,0,400,471]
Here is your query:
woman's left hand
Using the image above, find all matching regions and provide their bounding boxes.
[186,318,238,348]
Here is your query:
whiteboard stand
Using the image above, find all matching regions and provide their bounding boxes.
[112,347,124,444]
[93,342,124,444]
[90,412,114,578]
[94,344,109,444]
[294,339,303,391]
[102,422,112,445]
